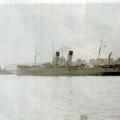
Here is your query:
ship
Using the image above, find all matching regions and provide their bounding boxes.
[17,41,120,76]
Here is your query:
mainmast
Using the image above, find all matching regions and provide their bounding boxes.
[52,41,55,64]
[62,40,63,57]
[35,49,37,64]
[108,52,112,66]
[98,40,102,59]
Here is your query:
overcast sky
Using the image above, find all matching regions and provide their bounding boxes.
[0,4,120,65]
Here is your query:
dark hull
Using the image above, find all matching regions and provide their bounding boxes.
[100,72,120,76]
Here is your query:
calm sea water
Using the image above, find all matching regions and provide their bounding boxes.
[0,75,120,120]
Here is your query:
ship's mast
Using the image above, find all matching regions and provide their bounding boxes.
[98,40,102,59]
[108,52,112,66]
[35,49,37,65]
[62,40,63,57]
[52,41,55,64]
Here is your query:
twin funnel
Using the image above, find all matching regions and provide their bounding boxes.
[54,51,73,66]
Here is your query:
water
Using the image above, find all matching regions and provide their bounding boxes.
[0,75,120,120]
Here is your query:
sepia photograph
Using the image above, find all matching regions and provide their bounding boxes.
[0,1,120,120]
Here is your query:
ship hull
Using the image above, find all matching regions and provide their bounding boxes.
[17,66,120,76]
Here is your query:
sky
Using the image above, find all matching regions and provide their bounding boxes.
[0,4,120,66]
